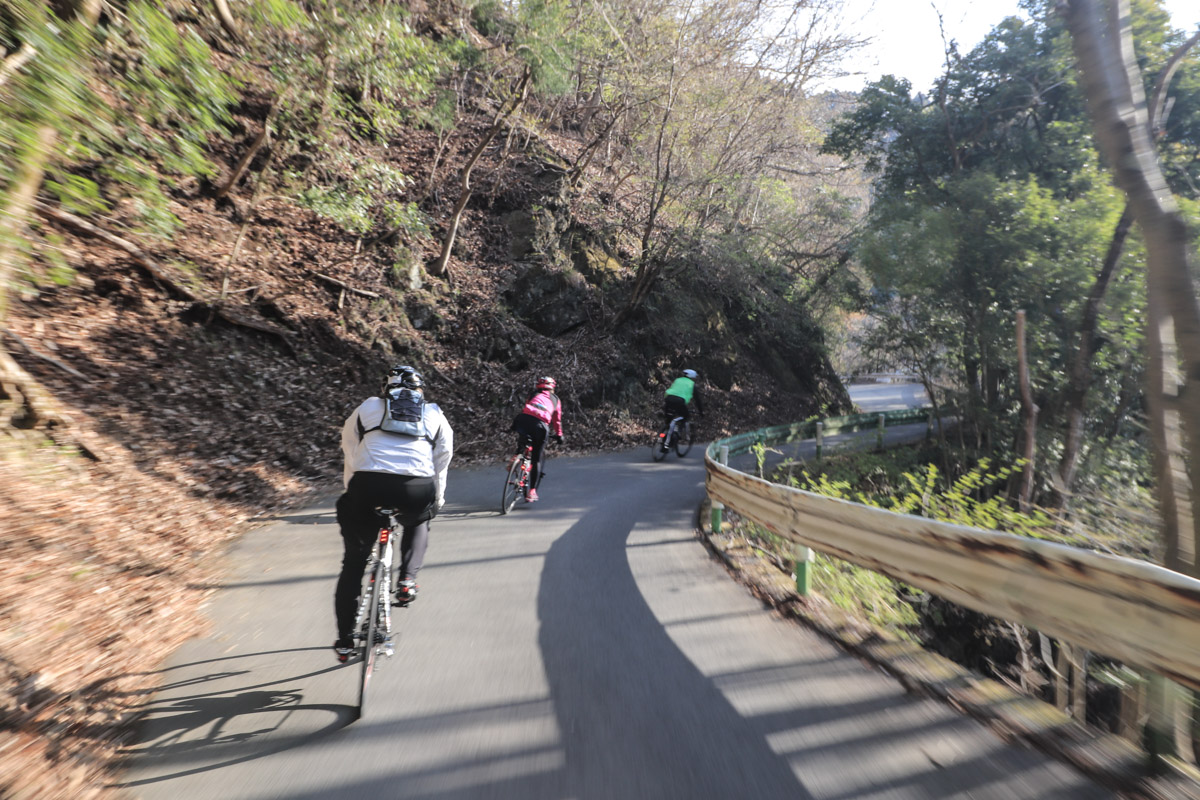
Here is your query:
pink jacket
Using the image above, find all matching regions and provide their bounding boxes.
[521,390,563,436]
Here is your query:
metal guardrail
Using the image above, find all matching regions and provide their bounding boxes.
[704,420,1200,692]
[844,372,924,384]
[714,408,935,456]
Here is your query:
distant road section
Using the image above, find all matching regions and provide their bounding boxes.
[847,381,929,412]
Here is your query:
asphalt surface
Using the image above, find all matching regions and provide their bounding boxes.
[119,390,1112,799]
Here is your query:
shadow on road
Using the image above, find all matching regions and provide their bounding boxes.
[535,458,820,799]
[114,648,356,788]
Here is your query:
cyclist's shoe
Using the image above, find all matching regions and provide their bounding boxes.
[526,488,539,503]
[394,579,418,606]
[333,637,354,663]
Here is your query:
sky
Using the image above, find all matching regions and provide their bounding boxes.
[823,0,1200,93]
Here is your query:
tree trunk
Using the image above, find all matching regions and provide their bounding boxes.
[1060,8,1200,765]
[1063,0,1200,580]
[212,0,242,43]
[1015,310,1037,513]
[0,125,56,324]
[430,68,531,278]
[1054,30,1199,506]
[1055,203,1133,504]
[316,35,338,139]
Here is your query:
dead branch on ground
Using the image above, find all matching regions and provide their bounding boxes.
[216,100,281,200]
[310,271,381,298]
[2,329,87,379]
[33,203,293,339]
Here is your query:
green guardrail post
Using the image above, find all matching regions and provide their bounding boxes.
[876,413,885,450]
[795,545,812,596]
[815,422,823,460]
[710,444,729,535]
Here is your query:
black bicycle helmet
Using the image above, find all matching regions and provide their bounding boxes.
[384,364,424,393]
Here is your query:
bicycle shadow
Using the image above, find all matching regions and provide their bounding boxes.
[114,648,357,788]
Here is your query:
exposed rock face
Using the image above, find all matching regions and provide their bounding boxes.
[504,262,593,337]
[570,238,623,286]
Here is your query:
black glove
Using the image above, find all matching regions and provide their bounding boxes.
[553,434,564,445]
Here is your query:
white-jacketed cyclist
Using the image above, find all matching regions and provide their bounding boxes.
[333,365,453,662]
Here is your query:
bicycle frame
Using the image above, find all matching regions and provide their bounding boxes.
[658,417,683,446]
[353,515,396,655]
[665,416,683,446]
[653,415,692,462]
[501,443,534,514]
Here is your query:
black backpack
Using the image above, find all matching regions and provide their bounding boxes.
[358,387,433,442]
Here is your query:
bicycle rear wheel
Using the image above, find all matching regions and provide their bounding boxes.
[675,421,693,457]
[652,425,670,461]
[501,456,522,514]
[358,560,383,717]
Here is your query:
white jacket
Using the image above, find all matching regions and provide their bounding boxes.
[341,396,454,505]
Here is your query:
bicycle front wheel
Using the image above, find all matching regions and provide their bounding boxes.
[675,422,693,457]
[358,560,383,717]
[501,457,522,514]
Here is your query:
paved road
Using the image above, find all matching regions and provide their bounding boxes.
[120,432,1111,799]
[848,382,930,412]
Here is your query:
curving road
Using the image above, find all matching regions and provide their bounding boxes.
[120,405,1111,799]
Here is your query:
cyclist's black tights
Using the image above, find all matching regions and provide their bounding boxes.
[511,412,549,491]
[334,471,434,640]
[663,394,690,425]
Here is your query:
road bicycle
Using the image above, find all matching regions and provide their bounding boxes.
[652,415,693,461]
[350,507,398,719]
[501,439,535,514]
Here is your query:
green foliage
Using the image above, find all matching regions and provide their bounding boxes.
[294,153,415,235]
[736,517,919,632]
[0,0,97,195]
[793,452,1058,540]
[471,0,508,38]
[512,0,574,95]
[821,3,1172,485]
[299,184,375,235]
[20,229,76,292]
[117,2,239,172]
[231,3,455,235]
[336,9,451,140]
[383,201,429,238]
[811,553,920,631]
[241,0,308,28]
[751,439,766,477]
[92,2,240,233]
[1,1,238,237]
[43,175,106,217]
[424,89,459,135]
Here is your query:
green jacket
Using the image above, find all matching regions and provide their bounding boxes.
[665,376,695,404]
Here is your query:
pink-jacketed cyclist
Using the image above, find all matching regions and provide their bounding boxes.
[509,376,563,503]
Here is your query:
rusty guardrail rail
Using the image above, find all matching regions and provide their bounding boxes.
[704,420,1200,692]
